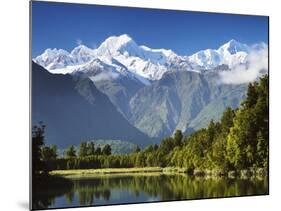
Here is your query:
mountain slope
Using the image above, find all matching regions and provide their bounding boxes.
[32,62,152,147]
[94,76,145,119]
[129,71,247,138]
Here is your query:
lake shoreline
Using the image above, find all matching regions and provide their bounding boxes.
[50,167,268,179]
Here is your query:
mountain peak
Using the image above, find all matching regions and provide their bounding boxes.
[33,48,72,70]
[102,34,135,46]
[42,48,69,57]
[188,39,251,69]
[117,34,133,43]
[71,44,94,56]
[221,39,240,47]
[219,39,249,54]
[72,44,90,51]
[228,39,239,44]
[70,44,95,64]
[97,34,138,56]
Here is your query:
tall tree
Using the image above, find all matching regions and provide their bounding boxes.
[102,144,112,156]
[134,145,141,153]
[207,120,216,143]
[174,130,183,147]
[136,152,146,167]
[32,122,47,176]
[220,107,235,135]
[256,130,268,168]
[244,82,258,109]
[95,147,102,155]
[87,142,95,156]
[50,145,57,159]
[78,142,88,157]
[41,145,57,161]
[64,145,76,158]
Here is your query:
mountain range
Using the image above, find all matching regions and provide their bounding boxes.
[34,34,267,81]
[32,34,268,146]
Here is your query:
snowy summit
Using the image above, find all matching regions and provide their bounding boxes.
[33,34,267,84]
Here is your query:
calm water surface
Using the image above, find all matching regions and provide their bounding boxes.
[33,174,268,209]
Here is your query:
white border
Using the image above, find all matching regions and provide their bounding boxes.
[1,0,280,211]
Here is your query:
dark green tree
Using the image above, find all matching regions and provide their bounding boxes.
[173,130,183,147]
[95,147,102,155]
[159,137,174,153]
[50,145,57,158]
[102,144,112,156]
[210,135,227,169]
[136,152,146,167]
[226,108,254,169]
[32,122,47,176]
[244,82,258,108]
[64,145,76,158]
[256,131,268,168]
[207,119,216,143]
[153,144,159,151]
[41,144,57,161]
[144,145,154,153]
[78,142,88,157]
[220,107,235,135]
[134,145,141,153]
[87,142,95,156]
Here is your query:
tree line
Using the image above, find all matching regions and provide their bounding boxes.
[33,75,268,174]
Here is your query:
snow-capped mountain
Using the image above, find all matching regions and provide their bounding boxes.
[189,39,251,70]
[33,34,267,84]
[70,44,95,64]
[34,48,74,70]
[93,34,186,81]
[33,34,190,82]
[34,45,95,70]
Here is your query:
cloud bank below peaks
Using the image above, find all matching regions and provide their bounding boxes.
[219,44,268,84]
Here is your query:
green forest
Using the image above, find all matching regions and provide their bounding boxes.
[33,75,268,177]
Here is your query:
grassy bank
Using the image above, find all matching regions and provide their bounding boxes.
[50,167,190,178]
[50,167,267,179]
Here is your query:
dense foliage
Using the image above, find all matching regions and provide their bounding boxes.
[169,75,268,172]
[35,75,268,174]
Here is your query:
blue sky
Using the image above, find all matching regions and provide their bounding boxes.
[32,1,268,57]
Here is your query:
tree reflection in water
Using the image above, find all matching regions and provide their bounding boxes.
[33,174,268,209]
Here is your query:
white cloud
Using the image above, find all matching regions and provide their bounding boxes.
[90,72,119,82]
[219,46,268,84]
[76,39,83,45]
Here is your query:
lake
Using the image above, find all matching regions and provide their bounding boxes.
[33,173,268,209]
